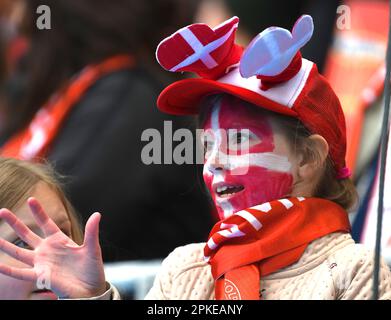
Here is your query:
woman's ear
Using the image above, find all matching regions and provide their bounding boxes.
[297,134,329,180]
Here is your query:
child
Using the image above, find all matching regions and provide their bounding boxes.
[0,15,390,300]
[0,157,116,299]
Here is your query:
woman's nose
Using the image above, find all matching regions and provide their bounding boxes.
[208,164,223,173]
[207,149,226,173]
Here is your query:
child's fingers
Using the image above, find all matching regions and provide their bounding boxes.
[27,197,61,237]
[0,238,34,266]
[0,209,41,248]
[0,263,37,282]
[83,212,101,255]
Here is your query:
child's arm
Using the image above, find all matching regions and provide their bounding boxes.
[0,197,107,299]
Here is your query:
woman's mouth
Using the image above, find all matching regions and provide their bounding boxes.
[215,184,244,198]
[31,289,57,300]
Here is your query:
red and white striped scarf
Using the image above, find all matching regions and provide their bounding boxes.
[204,197,351,300]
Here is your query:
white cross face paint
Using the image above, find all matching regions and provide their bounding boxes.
[201,95,294,220]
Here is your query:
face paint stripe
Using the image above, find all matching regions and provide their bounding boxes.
[204,100,221,175]
[206,152,292,173]
[218,200,234,218]
[212,172,225,184]
[225,152,292,172]
[203,166,212,176]
[211,99,221,133]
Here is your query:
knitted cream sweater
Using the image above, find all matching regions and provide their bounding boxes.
[145,232,391,300]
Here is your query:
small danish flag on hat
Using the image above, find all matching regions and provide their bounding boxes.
[156,16,240,77]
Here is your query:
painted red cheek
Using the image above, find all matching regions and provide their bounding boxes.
[227,169,293,213]
[203,166,294,220]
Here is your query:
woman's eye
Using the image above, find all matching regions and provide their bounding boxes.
[228,130,260,151]
[235,132,246,144]
[13,238,31,249]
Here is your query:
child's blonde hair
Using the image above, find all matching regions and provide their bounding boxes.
[0,157,83,244]
[275,114,358,212]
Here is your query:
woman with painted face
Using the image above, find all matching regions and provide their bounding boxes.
[149,15,391,300]
[0,15,390,300]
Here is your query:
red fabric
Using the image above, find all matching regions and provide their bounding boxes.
[257,52,302,90]
[156,17,239,77]
[0,55,134,161]
[198,44,243,80]
[293,65,348,173]
[204,197,351,300]
[157,77,298,117]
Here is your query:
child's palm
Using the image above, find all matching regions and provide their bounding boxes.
[0,198,106,298]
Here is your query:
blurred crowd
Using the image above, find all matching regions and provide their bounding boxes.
[0,0,215,262]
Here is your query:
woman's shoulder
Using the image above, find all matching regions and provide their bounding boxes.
[162,243,208,271]
[326,237,391,299]
[299,232,386,268]
[145,243,211,300]
[330,238,387,268]
[319,233,390,279]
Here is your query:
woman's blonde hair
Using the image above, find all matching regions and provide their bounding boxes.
[0,157,83,244]
[275,114,358,212]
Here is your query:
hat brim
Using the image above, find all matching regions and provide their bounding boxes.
[157,78,299,117]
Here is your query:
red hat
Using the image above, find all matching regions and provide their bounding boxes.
[156,15,350,179]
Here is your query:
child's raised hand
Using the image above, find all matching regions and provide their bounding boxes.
[0,197,107,299]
